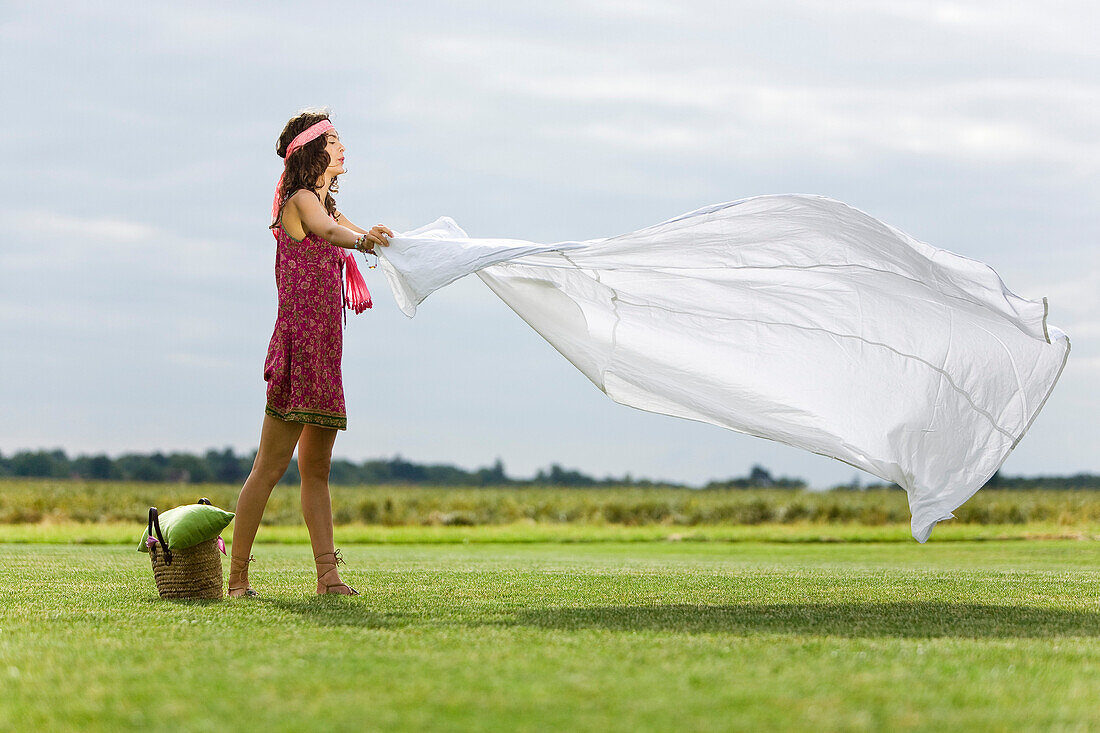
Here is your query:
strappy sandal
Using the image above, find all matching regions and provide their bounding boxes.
[315,548,359,595]
[228,553,259,597]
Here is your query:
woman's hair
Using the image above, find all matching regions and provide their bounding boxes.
[270,108,339,233]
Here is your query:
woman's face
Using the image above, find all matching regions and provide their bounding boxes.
[324,130,346,176]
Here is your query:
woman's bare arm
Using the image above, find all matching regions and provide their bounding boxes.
[290,191,380,249]
[334,211,368,235]
[336,210,394,247]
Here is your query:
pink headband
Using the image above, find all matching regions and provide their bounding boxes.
[271,119,336,231]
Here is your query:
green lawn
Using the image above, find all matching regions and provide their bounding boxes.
[2,535,1098,731]
[3,519,1099,545]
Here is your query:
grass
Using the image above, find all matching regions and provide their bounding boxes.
[2,519,1100,546]
[2,531,1099,731]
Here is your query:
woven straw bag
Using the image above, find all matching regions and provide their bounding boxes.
[147,499,224,600]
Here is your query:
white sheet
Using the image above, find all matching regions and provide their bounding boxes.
[375,194,1071,542]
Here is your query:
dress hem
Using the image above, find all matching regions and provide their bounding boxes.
[265,403,347,431]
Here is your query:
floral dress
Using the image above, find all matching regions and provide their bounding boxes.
[263,220,347,430]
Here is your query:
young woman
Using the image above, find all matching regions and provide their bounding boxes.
[228,109,394,597]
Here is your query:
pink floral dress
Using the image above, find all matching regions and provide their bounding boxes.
[263,219,347,430]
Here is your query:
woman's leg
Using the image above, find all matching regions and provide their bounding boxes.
[297,423,351,593]
[228,413,304,595]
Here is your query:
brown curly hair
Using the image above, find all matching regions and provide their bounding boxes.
[270,108,340,234]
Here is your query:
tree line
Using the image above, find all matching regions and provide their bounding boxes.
[0,448,1094,490]
[2,448,803,488]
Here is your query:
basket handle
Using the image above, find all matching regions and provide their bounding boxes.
[147,507,172,565]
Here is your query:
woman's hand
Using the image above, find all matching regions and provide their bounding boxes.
[355,225,393,255]
[368,225,394,249]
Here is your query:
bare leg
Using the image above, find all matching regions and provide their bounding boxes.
[228,413,303,596]
[298,424,353,594]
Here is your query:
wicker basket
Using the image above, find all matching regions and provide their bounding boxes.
[147,503,225,600]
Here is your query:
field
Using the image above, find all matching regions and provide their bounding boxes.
[2,480,1099,731]
[6,478,1100,528]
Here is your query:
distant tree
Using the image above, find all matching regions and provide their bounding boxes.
[422,463,472,484]
[132,458,166,482]
[387,454,428,483]
[704,463,805,490]
[749,465,774,486]
[166,453,213,483]
[278,459,301,486]
[8,445,1096,490]
[112,453,165,482]
[538,463,597,486]
[205,447,246,484]
[88,455,112,480]
[328,459,361,485]
[475,458,508,486]
[357,460,393,483]
[10,449,69,478]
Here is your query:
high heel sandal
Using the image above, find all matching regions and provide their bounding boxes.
[228,553,259,597]
[315,548,359,595]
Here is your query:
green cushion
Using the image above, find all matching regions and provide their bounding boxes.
[138,503,235,552]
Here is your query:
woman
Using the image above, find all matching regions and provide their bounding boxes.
[228,109,393,597]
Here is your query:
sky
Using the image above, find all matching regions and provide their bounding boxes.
[1,0,1096,488]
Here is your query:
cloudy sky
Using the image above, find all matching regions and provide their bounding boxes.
[1,0,1096,487]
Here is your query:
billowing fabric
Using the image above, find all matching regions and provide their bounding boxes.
[376,194,1070,542]
[263,223,347,430]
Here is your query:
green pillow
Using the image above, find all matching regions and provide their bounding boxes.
[139,503,235,552]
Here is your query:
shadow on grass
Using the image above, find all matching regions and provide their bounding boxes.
[146,594,398,627]
[162,595,1100,638]
[510,602,1100,638]
[259,596,403,627]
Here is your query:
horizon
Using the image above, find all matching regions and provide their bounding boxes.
[2,444,1095,492]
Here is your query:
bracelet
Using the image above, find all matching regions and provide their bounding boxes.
[354,233,378,264]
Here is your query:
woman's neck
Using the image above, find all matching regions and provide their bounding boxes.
[314,173,333,199]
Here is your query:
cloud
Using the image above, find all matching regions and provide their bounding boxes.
[487,73,1100,170]
[808,0,1100,54]
[0,209,260,282]
[38,212,157,242]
